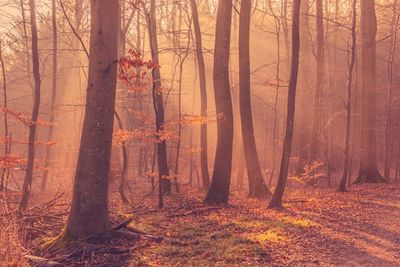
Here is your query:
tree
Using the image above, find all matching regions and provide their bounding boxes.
[307,0,324,163]
[338,0,357,192]
[44,0,119,246]
[19,0,41,211]
[190,0,210,190]
[354,0,385,183]
[41,0,57,192]
[203,0,233,204]
[384,0,398,180]
[144,0,171,200]
[0,40,9,192]
[238,0,270,198]
[295,0,312,173]
[268,0,301,209]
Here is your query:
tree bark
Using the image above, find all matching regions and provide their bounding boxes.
[354,0,385,183]
[190,0,210,190]
[0,41,9,192]
[307,0,324,163]
[239,0,270,198]
[44,0,119,243]
[338,0,357,192]
[19,0,41,211]
[384,0,398,181]
[41,0,57,192]
[203,0,234,204]
[295,0,312,173]
[268,0,301,209]
[144,0,171,199]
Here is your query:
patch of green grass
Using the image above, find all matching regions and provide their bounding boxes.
[146,220,270,266]
[282,217,318,228]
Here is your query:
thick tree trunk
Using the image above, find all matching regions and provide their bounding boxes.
[238,0,270,198]
[307,0,324,163]
[354,0,385,183]
[190,0,210,190]
[203,0,234,204]
[45,0,119,244]
[268,0,301,209]
[41,0,57,192]
[19,0,41,211]
[338,0,357,192]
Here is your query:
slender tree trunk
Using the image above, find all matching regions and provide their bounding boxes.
[268,0,282,189]
[295,0,311,173]
[338,0,357,192]
[174,24,191,193]
[325,0,339,187]
[203,0,234,204]
[19,0,34,95]
[354,0,385,183]
[44,0,119,245]
[0,41,9,192]
[114,111,129,204]
[41,0,57,192]
[307,0,324,163]
[268,0,301,209]
[239,0,270,198]
[282,0,290,75]
[19,0,41,211]
[384,0,398,181]
[144,0,171,199]
[190,0,210,190]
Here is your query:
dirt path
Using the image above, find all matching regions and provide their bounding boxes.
[327,186,400,266]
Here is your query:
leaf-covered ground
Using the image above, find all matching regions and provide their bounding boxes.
[3,184,400,266]
[126,184,400,266]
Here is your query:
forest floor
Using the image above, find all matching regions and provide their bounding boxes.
[2,184,400,266]
[126,184,400,266]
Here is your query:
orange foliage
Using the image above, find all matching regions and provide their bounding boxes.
[0,136,55,146]
[0,107,51,127]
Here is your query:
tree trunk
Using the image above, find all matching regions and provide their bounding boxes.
[114,111,129,204]
[295,0,312,173]
[203,0,234,204]
[338,0,357,192]
[239,0,270,198]
[41,0,57,192]
[384,0,398,181]
[44,0,119,244]
[145,0,171,198]
[19,0,41,211]
[307,0,324,163]
[190,0,210,190]
[354,0,385,183]
[268,0,301,209]
[0,41,9,192]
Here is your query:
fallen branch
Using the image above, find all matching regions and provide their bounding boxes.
[24,255,62,267]
[166,207,220,218]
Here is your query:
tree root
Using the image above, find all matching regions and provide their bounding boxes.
[41,228,75,255]
[248,184,271,199]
